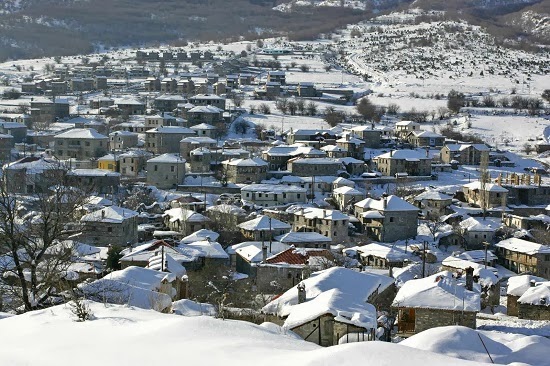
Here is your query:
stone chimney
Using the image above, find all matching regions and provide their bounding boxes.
[390,150,393,157]
[530,279,536,287]
[297,283,306,304]
[465,267,474,291]
[382,196,387,210]
[101,210,105,219]
[262,245,268,262]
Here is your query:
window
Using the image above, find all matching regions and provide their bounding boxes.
[297,194,301,199]
[389,217,394,222]
[154,165,158,171]
[107,227,112,233]
[85,141,90,147]
[170,166,175,172]
[545,255,550,262]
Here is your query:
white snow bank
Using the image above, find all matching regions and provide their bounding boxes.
[0,302,495,366]
[402,325,550,366]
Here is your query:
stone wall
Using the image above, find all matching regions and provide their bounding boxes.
[518,304,550,320]
[415,308,476,333]
[507,295,520,316]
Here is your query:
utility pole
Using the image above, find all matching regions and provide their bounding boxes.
[422,240,427,278]
[483,241,489,269]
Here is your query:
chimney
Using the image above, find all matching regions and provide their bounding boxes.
[297,283,306,304]
[390,150,393,157]
[426,148,429,158]
[530,279,536,287]
[323,209,327,218]
[465,267,474,291]
[101,210,105,219]
[382,196,387,210]
[262,245,268,262]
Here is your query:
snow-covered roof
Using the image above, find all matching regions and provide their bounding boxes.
[392,271,481,311]
[263,267,393,329]
[147,153,185,163]
[5,156,61,173]
[441,256,497,274]
[180,229,220,244]
[518,283,550,306]
[463,181,508,193]
[241,183,306,193]
[171,299,217,316]
[355,243,408,261]
[230,241,288,263]
[222,158,268,167]
[81,206,138,223]
[495,238,550,255]
[293,207,349,221]
[181,241,228,259]
[164,208,210,223]
[147,126,196,134]
[188,106,223,113]
[55,128,107,139]
[332,186,363,195]
[459,217,500,232]
[79,266,173,311]
[414,191,453,201]
[205,204,246,215]
[147,252,187,278]
[190,123,217,130]
[238,215,291,231]
[355,195,419,212]
[455,250,497,263]
[374,149,430,160]
[507,275,548,297]
[274,231,332,243]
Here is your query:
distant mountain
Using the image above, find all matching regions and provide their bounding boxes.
[0,0,547,61]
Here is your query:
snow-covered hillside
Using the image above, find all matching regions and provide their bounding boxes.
[0,302,499,366]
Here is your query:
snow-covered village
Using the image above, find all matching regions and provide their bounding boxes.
[0,2,550,365]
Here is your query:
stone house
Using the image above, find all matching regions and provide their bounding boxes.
[413,190,453,218]
[354,195,419,242]
[119,150,152,177]
[494,238,550,279]
[240,184,307,207]
[262,267,396,346]
[274,231,333,250]
[286,129,336,145]
[188,94,226,110]
[297,82,317,97]
[336,135,366,160]
[373,149,432,177]
[186,106,223,125]
[144,114,178,130]
[0,134,14,162]
[114,98,146,115]
[339,157,366,176]
[440,144,490,165]
[145,126,196,154]
[188,148,213,173]
[320,145,348,158]
[0,121,27,143]
[458,217,499,249]
[54,128,109,160]
[394,120,420,138]
[352,243,409,269]
[163,208,211,236]
[501,180,550,206]
[517,283,550,320]
[80,206,139,246]
[462,181,508,208]
[29,98,70,124]
[221,158,268,184]
[190,123,218,138]
[392,271,480,334]
[292,207,349,243]
[332,186,364,212]
[267,70,286,85]
[261,145,326,171]
[153,95,187,112]
[288,157,342,177]
[349,125,382,148]
[3,156,66,194]
[238,215,292,241]
[146,154,186,189]
[109,131,139,150]
[66,169,121,194]
[180,136,217,160]
[506,275,547,316]
[406,130,445,148]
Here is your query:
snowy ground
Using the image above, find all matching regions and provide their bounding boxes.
[0,301,496,366]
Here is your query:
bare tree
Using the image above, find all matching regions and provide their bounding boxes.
[0,167,91,312]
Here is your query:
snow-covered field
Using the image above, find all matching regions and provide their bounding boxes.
[0,301,511,366]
